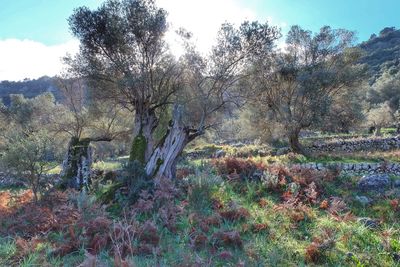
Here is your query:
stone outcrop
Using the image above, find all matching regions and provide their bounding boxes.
[357,174,390,191]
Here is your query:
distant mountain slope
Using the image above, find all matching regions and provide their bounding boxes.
[0,76,62,105]
[359,27,400,83]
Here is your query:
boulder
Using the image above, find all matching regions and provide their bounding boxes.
[357,174,390,191]
[355,195,372,206]
[214,149,226,158]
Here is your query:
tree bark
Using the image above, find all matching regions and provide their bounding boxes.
[130,109,158,164]
[145,106,195,179]
[61,137,93,190]
[288,129,308,156]
[374,126,382,136]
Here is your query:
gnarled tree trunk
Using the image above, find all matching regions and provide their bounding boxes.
[288,128,308,156]
[61,137,92,190]
[374,126,382,136]
[61,136,112,190]
[130,109,158,164]
[145,106,198,179]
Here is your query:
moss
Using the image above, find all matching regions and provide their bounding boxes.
[129,133,147,164]
[96,182,123,204]
[61,137,92,189]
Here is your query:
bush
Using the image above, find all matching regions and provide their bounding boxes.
[0,130,55,201]
[212,157,264,181]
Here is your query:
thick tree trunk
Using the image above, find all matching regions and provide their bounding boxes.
[374,126,382,136]
[288,129,308,155]
[145,106,195,179]
[61,137,93,190]
[130,110,158,164]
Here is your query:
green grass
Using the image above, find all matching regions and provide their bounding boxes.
[92,160,122,171]
[46,159,125,175]
[2,145,400,266]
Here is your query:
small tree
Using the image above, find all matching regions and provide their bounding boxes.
[366,102,395,136]
[253,25,366,154]
[1,130,54,202]
[0,94,61,200]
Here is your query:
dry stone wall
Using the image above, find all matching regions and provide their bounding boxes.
[291,162,400,175]
[307,136,400,153]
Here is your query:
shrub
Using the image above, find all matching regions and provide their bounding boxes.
[0,130,55,202]
[212,157,264,180]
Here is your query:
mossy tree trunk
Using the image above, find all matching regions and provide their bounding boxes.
[61,137,92,190]
[130,109,158,164]
[61,136,112,190]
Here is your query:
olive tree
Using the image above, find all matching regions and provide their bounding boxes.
[0,94,60,201]
[366,102,395,136]
[67,0,279,178]
[253,25,366,154]
[55,76,132,189]
[1,130,54,202]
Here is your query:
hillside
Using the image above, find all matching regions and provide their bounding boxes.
[359,27,400,83]
[0,76,61,105]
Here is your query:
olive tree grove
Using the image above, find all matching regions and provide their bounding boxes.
[67,0,279,179]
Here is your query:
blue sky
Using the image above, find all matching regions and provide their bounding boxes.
[256,0,400,42]
[0,0,399,80]
[0,0,100,45]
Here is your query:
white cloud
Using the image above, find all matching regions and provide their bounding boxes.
[0,0,288,81]
[157,0,259,55]
[0,39,79,81]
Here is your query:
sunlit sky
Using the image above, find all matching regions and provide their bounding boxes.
[0,0,399,81]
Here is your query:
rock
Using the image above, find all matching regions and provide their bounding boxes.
[357,217,380,229]
[355,195,372,206]
[276,147,290,156]
[394,180,400,188]
[214,149,226,158]
[357,174,390,191]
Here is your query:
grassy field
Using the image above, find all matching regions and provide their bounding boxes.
[1,140,400,266]
[1,153,400,266]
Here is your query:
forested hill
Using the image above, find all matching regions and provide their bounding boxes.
[1,27,399,104]
[0,76,61,105]
[359,27,400,83]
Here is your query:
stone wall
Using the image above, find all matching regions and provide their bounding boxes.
[291,162,400,175]
[307,136,400,153]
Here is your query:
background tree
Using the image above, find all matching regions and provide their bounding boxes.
[366,102,395,136]
[253,25,366,154]
[1,130,54,202]
[321,85,366,133]
[0,94,61,201]
[55,76,132,189]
